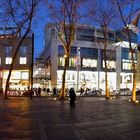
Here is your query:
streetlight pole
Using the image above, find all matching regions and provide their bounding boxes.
[76,47,80,91]
[30,33,34,99]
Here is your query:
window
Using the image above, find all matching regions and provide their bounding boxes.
[77,35,95,42]
[71,47,77,55]
[20,57,27,64]
[80,48,98,58]
[20,46,27,57]
[69,58,76,67]
[5,47,12,57]
[51,29,55,38]
[5,57,12,64]
[102,60,116,69]
[122,59,137,70]
[97,31,104,38]
[58,57,76,67]
[21,72,29,79]
[58,45,77,55]
[58,46,64,55]
[0,58,1,65]
[58,57,65,66]
[122,48,137,60]
[82,59,97,68]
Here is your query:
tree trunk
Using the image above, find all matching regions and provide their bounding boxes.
[105,69,109,99]
[60,56,69,99]
[104,49,109,99]
[131,50,137,102]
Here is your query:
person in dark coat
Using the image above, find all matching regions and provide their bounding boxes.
[53,87,57,96]
[69,88,76,108]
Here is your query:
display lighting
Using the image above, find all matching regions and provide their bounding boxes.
[135,100,139,103]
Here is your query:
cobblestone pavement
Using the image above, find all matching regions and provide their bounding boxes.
[0,96,140,140]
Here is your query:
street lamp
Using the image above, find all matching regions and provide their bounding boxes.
[30,33,34,99]
[76,47,80,91]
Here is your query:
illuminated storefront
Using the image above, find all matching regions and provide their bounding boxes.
[2,70,29,90]
[57,70,116,92]
[120,73,133,89]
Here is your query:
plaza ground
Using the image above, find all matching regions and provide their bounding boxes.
[0,96,140,140]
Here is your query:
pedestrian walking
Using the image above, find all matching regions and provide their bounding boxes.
[79,87,84,99]
[69,88,76,108]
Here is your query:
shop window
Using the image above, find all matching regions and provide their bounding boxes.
[21,72,29,79]
[5,57,12,64]
[20,57,27,64]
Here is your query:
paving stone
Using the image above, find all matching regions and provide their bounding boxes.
[0,96,140,139]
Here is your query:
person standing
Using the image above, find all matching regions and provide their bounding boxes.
[37,87,41,96]
[69,88,76,108]
[53,87,57,96]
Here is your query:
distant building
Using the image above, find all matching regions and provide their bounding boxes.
[36,24,138,92]
[0,29,32,91]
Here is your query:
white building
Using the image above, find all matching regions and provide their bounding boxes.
[35,24,138,92]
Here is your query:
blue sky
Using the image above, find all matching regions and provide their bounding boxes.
[32,1,140,58]
[32,2,49,58]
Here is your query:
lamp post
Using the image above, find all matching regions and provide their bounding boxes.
[30,33,34,99]
[76,47,80,91]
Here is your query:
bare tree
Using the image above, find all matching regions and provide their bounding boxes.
[114,0,140,102]
[89,0,117,99]
[1,0,40,99]
[47,0,86,99]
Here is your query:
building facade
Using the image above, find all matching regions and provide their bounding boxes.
[38,24,138,92]
[0,34,32,91]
